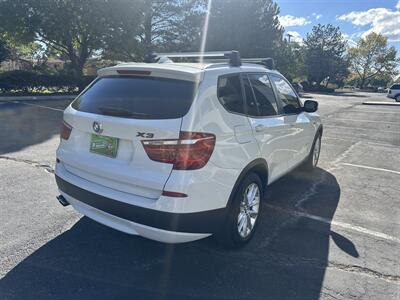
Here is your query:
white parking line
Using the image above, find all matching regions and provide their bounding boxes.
[323,137,399,149]
[324,125,399,134]
[347,110,400,114]
[267,205,400,243]
[340,162,400,175]
[328,118,400,125]
[11,101,64,112]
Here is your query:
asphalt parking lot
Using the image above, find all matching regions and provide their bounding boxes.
[0,92,399,299]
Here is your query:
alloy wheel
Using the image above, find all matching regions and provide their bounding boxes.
[237,183,260,238]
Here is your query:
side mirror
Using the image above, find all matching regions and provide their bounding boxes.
[303,100,318,113]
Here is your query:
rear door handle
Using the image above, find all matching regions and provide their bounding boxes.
[255,124,265,132]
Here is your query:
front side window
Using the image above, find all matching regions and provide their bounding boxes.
[217,75,245,114]
[248,74,278,116]
[269,74,301,114]
[391,84,400,89]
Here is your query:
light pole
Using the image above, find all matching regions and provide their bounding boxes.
[287,33,293,43]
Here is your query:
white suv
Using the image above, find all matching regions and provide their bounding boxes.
[55,51,322,247]
[387,83,400,102]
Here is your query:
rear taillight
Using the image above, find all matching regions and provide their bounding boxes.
[142,131,216,170]
[60,121,72,140]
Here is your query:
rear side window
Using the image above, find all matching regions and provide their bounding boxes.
[269,74,300,114]
[247,74,278,116]
[391,84,400,89]
[72,77,197,119]
[217,75,245,114]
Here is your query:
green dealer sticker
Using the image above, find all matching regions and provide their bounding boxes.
[90,134,119,158]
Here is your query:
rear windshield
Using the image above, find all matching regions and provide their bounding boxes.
[72,76,197,119]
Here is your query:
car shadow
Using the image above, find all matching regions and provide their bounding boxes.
[0,100,70,155]
[0,168,353,300]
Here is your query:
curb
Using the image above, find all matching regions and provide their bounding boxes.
[0,95,77,102]
[362,101,400,106]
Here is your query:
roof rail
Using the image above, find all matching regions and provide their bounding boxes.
[154,50,242,67]
[151,51,275,69]
[242,58,275,69]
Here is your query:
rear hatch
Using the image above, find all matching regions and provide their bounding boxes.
[58,67,201,199]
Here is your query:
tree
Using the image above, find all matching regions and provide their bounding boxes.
[103,0,205,61]
[162,1,206,52]
[348,32,399,89]
[275,40,305,82]
[1,33,48,69]
[141,1,204,54]
[303,24,349,86]
[0,0,143,80]
[0,37,10,64]
[205,0,283,58]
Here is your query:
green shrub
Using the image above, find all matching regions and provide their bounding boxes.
[0,70,95,94]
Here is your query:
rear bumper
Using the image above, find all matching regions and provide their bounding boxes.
[55,175,226,242]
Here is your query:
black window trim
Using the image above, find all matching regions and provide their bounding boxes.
[216,72,249,117]
[268,73,303,116]
[243,72,281,118]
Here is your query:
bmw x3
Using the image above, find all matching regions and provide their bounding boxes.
[55,51,322,247]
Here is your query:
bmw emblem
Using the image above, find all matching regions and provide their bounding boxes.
[92,121,103,134]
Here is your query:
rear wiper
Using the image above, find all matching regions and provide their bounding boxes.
[98,106,151,118]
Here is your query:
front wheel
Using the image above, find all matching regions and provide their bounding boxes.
[395,95,400,102]
[215,173,263,248]
[301,132,322,171]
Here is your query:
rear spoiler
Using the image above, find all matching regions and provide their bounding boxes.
[97,64,203,82]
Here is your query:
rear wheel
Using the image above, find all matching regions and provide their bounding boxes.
[215,173,262,248]
[301,132,321,171]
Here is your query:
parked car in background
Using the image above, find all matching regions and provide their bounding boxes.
[387,83,400,102]
[55,51,322,248]
[377,87,385,93]
[292,82,304,93]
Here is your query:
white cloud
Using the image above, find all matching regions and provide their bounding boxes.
[338,6,400,41]
[278,15,311,27]
[396,0,400,10]
[286,31,303,44]
[312,13,323,20]
[343,34,357,47]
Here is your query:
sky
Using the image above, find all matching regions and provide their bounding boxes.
[275,0,400,51]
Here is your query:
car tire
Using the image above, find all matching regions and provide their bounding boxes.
[215,172,263,248]
[395,95,400,102]
[301,131,322,171]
